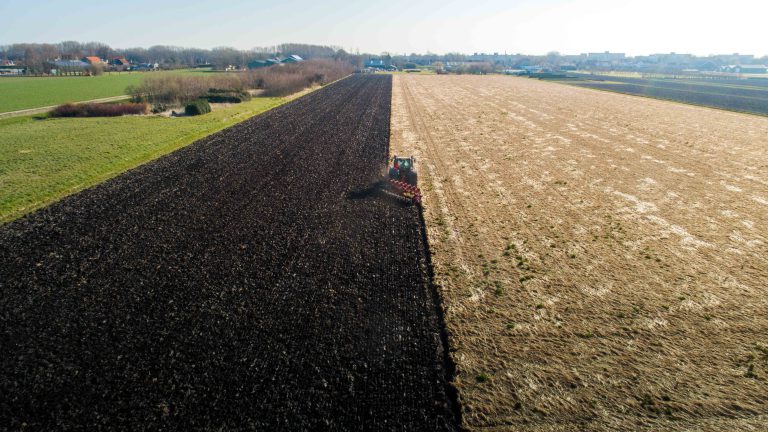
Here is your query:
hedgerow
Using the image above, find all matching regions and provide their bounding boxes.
[50,102,148,117]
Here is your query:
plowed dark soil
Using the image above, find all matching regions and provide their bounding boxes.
[0,75,457,431]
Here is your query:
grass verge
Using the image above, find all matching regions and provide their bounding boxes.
[0,69,208,113]
[0,93,298,222]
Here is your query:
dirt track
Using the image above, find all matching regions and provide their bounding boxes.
[390,74,768,430]
[0,75,457,430]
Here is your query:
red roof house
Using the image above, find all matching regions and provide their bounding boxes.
[83,56,105,65]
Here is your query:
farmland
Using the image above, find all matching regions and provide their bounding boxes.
[0,75,458,430]
[0,95,292,222]
[0,69,204,113]
[559,73,768,116]
[390,74,768,430]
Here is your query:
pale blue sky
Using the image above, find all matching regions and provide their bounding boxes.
[1,0,766,56]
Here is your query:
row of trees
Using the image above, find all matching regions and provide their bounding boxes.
[127,59,354,108]
[0,41,371,72]
[0,41,503,74]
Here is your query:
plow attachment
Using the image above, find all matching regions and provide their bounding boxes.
[380,178,422,205]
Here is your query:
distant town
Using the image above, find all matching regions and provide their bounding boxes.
[1,41,766,77]
[433,51,768,75]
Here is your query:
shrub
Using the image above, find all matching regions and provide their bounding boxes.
[204,89,251,103]
[244,59,354,97]
[185,99,211,116]
[259,74,309,97]
[50,102,148,117]
[86,64,104,76]
[127,75,210,106]
[151,103,170,114]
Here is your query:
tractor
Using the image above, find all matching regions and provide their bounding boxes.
[382,155,421,204]
[389,155,418,186]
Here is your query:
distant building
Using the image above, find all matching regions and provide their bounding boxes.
[712,53,755,65]
[133,62,159,71]
[247,58,280,69]
[365,59,386,69]
[52,59,89,68]
[83,56,105,65]
[112,57,130,66]
[247,60,270,69]
[586,51,626,62]
[248,56,300,69]
[281,55,304,63]
[722,64,768,74]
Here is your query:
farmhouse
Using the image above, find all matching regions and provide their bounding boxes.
[111,57,130,66]
[83,56,106,65]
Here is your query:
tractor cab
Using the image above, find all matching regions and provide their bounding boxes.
[393,157,412,171]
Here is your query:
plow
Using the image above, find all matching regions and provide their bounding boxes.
[380,155,422,205]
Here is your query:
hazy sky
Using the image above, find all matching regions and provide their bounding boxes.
[2,0,766,56]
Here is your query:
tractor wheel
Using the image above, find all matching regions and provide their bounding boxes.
[407,171,418,186]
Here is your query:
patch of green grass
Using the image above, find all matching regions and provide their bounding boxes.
[754,343,768,357]
[0,95,289,222]
[745,363,757,379]
[0,69,206,113]
[476,373,490,383]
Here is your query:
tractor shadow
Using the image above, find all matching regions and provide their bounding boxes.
[346,181,412,208]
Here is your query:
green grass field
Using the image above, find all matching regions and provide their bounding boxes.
[0,69,209,113]
[0,95,288,222]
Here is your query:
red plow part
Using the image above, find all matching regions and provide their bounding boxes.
[385,179,422,205]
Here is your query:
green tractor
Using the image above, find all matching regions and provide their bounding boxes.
[383,155,421,204]
[388,155,418,186]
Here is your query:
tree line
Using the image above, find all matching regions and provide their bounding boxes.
[0,41,369,72]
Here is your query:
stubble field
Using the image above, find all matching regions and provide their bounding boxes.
[390,74,768,430]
